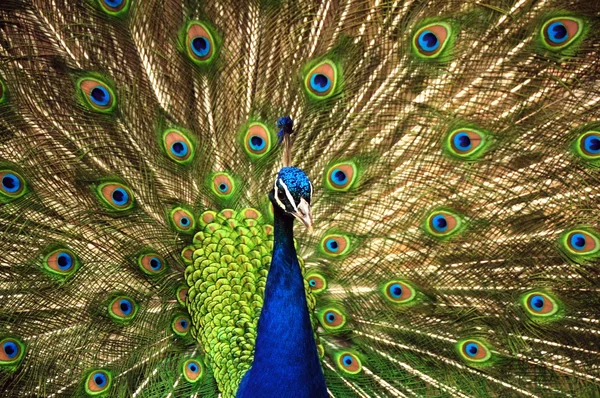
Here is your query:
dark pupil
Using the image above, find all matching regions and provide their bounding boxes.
[219,184,227,191]
[91,87,106,102]
[181,218,189,225]
[575,236,585,248]
[95,376,103,385]
[392,286,402,296]
[190,364,198,372]
[329,241,338,249]
[590,138,600,151]
[468,346,478,355]
[120,302,130,312]
[150,259,159,269]
[3,176,15,189]
[181,320,187,328]
[436,217,447,229]
[192,37,208,52]
[173,142,184,154]
[327,314,335,321]
[314,74,328,88]
[251,136,263,146]
[5,345,15,356]
[309,280,316,286]
[58,255,69,267]
[112,190,124,202]
[423,32,438,48]
[533,298,543,309]
[552,24,567,40]
[344,358,352,365]
[458,135,471,148]
[334,171,346,181]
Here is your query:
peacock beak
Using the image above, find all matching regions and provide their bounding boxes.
[292,198,313,233]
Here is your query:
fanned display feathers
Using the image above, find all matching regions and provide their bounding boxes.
[0,0,600,396]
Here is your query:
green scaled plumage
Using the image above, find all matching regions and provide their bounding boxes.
[1,0,600,397]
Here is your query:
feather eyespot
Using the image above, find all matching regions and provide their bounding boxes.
[44,248,80,277]
[325,162,357,191]
[522,292,559,318]
[318,308,347,331]
[445,128,488,160]
[306,272,327,294]
[176,286,188,306]
[138,253,166,276]
[243,122,272,159]
[211,173,236,199]
[162,129,194,164]
[320,234,351,257]
[304,60,338,100]
[457,339,492,363]
[169,207,196,233]
[78,78,116,113]
[97,0,129,16]
[382,280,416,305]
[574,131,600,163]
[541,17,583,50]
[172,315,191,336]
[424,210,463,238]
[181,246,194,263]
[186,22,216,64]
[0,337,24,366]
[0,170,27,201]
[413,23,451,59]
[182,359,203,383]
[97,182,134,211]
[335,352,362,375]
[108,296,138,323]
[85,370,112,395]
[560,228,600,258]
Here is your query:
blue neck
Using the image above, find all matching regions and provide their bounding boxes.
[236,205,328,397]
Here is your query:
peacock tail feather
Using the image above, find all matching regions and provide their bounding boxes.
[0,0,599,396]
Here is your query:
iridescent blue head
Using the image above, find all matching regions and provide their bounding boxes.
[271,167,313,231]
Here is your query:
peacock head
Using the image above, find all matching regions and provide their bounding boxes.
[270,167,313,232]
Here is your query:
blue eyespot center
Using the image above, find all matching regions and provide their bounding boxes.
[2,174,20,193]
[454,132,472,150]
[111,188,128,205]
[310,73,331,93]
[249,135,265,151]
[326,239,339,252]
[332,169,348,185]
[465,343,478,357]
[150,257,161,270]
[432,215,448,232]
[191,37,210,57]
[119,299,132,315]
[218,183,228,193]
[188,362,198,373]
[548,22,568,44]
[343,355,353,366]
[418,30,439,51]
[180,319,188,329]
[309,279,316,287]
[389,283,403,298]
[180,217,190,226]
[326,312,335,323]
[3,342,17,358]
[584,135,600,154]
[530,295,545,311]
[57,252,73,270]
[90,86,110,106]
[171,141,188,157]
[93,372,107,387]
[104,0,123,6]
[571,233,586,250]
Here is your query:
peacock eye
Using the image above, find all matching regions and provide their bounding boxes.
[564,230,599,255]
[424,209,463,238]
[172,314,191,336]
[186,22,217,64]
[176,286,188,306]
[325,162,358,191]
[211,173,236,199]
[138,253,166,275]
[78,78,116,113]
[108,296,138,323]
[320,234,351,257]
[44,248,80,277]
[0,170,27,201]
[306,272,327,294]
[169,207,196,233]
[318,307,347,331]
[304,60,338,99]
[0,337,24,365]
[182,359,204,383]
[382,280,416,305]
[336,352,362,375]
[162,129,194,164]
[541,17,583,50]
[85,369,112,395]
[574,131,600,162]
[445,128,488,160]
[97,0,129,16]
[457,339,492,363]
[413,23,452,59]
[97,182,134,211]
[243,122,272,159]
[523,292,559,317]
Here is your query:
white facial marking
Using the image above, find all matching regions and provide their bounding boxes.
[278,179,298,212]
[274,179,286,210]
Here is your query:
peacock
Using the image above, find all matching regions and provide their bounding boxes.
[0,0,599,396]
